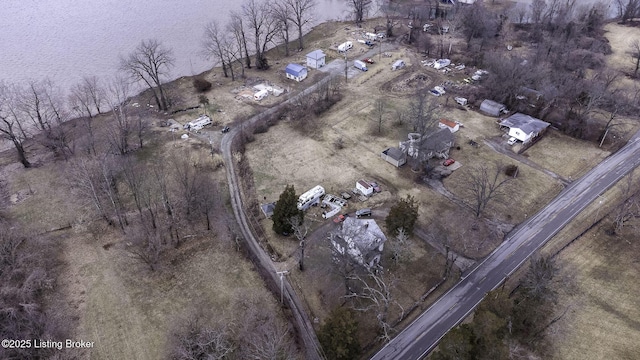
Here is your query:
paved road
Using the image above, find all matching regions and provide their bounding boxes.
[372,134,640,360]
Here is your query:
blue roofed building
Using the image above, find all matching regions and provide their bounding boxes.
[285,63,308,82]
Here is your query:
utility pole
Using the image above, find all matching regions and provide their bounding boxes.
[276,270,290,304]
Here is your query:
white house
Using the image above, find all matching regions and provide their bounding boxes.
[285,63,308,82]
[306,50,326,69]
[499,113,550,144]
[356,180,374,196]
[438,119,459,133]
[330,218,387,270]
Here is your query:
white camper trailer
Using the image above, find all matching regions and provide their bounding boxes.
[297,185,326,211]
[337,41,353,52]
[254,89,268,101]
[184,115,212,131]
[364,32,378,41]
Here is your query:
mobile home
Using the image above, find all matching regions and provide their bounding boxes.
[297,185,326,211]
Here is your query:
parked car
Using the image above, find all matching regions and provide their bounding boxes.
[333,214,349,223]
[369,182,381,193]
[443,158,455,166]
[222,126,230,133]
[429,89,441,97]
[364,41,375,47]
[341,192,352,200]
[507,137,517,145]
[355,208,372,217]
[362,58,375,64]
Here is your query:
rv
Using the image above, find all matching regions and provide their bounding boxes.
[254,89,268,101]
[297,185,326,211]
[391,60,405,70]
[354,60,368,71]
[184,115,212,131]
[364,32,378,41]
[337,41,353,52]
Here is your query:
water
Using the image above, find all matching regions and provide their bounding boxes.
[0,0,352,93]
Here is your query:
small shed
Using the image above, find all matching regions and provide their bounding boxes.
[356,180,374,196]
[439,119,459,133]
[260,202,276,218]
[480,99,506,117]
[381,147,407,167]
[306,50,326,69]
[285,63,308,82]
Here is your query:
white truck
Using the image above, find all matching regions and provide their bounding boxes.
[364,32,378,41]
[354,60,368,72]
[337,41,353,52]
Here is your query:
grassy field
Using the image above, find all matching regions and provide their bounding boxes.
[550,220,640,360]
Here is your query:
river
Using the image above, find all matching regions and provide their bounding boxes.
[0,0,353,92]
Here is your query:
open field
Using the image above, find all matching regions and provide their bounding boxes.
[1,129,283,360]
[549,218,640,360]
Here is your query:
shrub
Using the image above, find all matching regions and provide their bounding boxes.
[505,164,519,177]
[193,78,212,92]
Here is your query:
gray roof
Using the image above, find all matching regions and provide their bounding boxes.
[341,217,386,255]
[499,113,550,134]
[480,99,506,116]
[384,147,405,161]
[306,49,325,59]
[421,128,454,154]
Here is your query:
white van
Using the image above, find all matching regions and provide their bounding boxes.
[338,41,353,52]
[354,60,368,71]
[391,59,405,70]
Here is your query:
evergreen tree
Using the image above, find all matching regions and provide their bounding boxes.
[271,185,303,235]
[385,195,419,236]
[318,307,361,360]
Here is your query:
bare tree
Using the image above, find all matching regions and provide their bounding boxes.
[170,313,235,360]
[284,0,316,50]
[243,0,280,70]
[390,228,410,266]
[203,21,239,79]
[105,75,133,155]
[238,308,297,359]
[613,174,640,233]
[289,214,309,270]
[69,76,104,118]
[0,83,32,167]
[465,163,513,217]
[347,0,372,25]
[120,39,174,111]
[229,10,252,72]
[344,269,404,342]
[372,98,387,135]
[409,90,439,137]
[273,0,292,56]
[126,222,165,271]
[629,39,640,78]
[616,0,640,23]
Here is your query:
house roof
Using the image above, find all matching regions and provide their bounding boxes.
[384,147,405,161]
[439,119,457,128]
[420,128,454,154]
[499,113,550,135]
[357,180,372,189]
[340,217,387,256]
[306,49,325,59]
[285,63,306,76]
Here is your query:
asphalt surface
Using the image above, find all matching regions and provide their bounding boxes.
[372,134,640,360]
